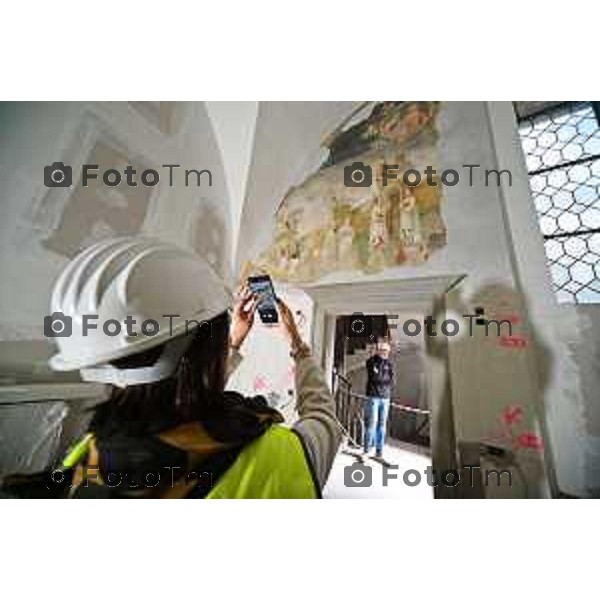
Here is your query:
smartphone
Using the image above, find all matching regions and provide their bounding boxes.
[247,275,278,324]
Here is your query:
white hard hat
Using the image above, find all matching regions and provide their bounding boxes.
[48,236,232,386]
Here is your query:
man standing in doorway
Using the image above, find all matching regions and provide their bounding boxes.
[363,338,394,460]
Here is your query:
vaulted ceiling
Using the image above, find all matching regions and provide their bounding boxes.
[203,102,362,270]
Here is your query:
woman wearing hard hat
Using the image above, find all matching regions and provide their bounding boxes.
[10,237,341,498]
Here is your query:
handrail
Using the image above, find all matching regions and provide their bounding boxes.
[347,391,430,416]
[333,369,352,387]
[332,371,362,449]
[332,370,430,450]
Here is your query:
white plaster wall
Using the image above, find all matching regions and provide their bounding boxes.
[240,101,554,496]
[237,101,362,267]
[0,101,232,377]
[569,305,600,495]
[226,286,314,424]
[1,100,598,496]
[486,101,600,497]
[241,102,518,292]
[0,101,235,474]
[205,101,259,267]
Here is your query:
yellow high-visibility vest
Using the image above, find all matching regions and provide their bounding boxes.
[62,425,319,499]
[207,425,318,499]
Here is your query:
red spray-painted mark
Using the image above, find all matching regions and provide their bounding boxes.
[515,432,544,451]
[253,375,269,392]
[502,405,523,426]
[500,335,528,348]
[483,406,544,454]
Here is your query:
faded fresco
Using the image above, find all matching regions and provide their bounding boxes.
[243,101,447,283]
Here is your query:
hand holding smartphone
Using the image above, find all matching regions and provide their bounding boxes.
[247,275,278,324]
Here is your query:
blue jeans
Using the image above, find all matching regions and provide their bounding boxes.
[363,397,390,454]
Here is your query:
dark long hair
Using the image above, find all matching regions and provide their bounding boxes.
[90,311,230,438]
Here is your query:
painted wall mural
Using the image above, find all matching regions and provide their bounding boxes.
[242,101,447,283]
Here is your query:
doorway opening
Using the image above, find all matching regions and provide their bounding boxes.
[328,313,432,498]
[305,274,466,499]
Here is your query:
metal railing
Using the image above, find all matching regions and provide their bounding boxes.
[332,370,430,449]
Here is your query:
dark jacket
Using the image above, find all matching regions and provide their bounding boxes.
[365,354,394,399]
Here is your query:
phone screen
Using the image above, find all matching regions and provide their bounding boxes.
[247,275,278,324]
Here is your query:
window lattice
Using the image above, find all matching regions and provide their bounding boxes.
[518,102,600,303]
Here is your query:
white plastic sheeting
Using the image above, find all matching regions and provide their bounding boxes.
[0,383,107,477]
[0,401,67,475]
